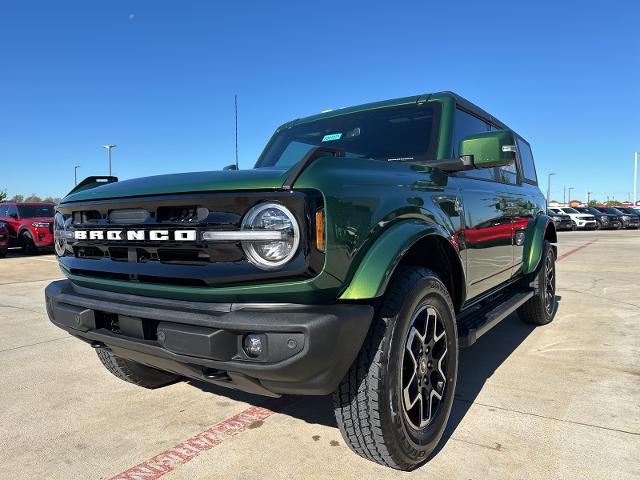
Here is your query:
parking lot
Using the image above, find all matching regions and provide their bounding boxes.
[0,230,638,480]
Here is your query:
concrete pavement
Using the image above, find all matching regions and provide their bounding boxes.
[0,231,638,479]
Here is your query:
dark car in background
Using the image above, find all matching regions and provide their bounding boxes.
[595,206,639,229]
[574,206,622,230]
[0,202,56,254]
[0,221,8,257]
[617,207,640,222]
[547,209,573,231]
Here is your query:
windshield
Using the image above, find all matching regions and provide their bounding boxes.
[17,205,54,218]
[564,208,579,214]
[605,207,623,215]
[255,103,440,168]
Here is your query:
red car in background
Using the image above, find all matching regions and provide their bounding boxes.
[0,221,9,257]
[0,202,55,254]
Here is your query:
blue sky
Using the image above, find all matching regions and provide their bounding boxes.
[1,0,638,203]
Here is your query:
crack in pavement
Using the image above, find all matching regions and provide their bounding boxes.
[454,397,640,437]
[0,336,71,354]
[560,289,640,310]
[0,303,44,315]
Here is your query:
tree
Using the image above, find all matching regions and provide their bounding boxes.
[0,189,6,202]
[10,194,24,203]
[587,199,599,206]
[606,200,622,207]
[43,197,62,205]
[24,194,42,203]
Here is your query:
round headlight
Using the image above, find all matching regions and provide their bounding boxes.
[53,212,66,256]
[241,203,300,270]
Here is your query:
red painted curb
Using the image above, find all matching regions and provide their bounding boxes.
[109,405,275,480]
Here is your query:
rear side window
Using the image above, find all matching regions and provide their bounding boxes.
[0,206,7,217]
[517,137,537,184]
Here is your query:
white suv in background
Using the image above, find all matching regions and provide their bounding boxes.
[550,207,597,230]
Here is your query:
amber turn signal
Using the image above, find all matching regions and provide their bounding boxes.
[315,208,325,252]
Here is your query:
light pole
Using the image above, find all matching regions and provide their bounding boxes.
[103,144,117,176]
[546,173,555,208]
[634,152,638,207]
[568,187,574,205]
[74,165,80,186]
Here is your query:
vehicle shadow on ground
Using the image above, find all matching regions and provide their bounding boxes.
[189,296,562,455]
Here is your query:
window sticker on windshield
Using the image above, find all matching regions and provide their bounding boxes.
[322,133,342,142]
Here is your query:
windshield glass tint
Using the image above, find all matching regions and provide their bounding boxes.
[564,208,579,214]
[256,103,439,168]
[17,205,54,218]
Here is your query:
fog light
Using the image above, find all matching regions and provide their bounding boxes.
[243,334,263,357]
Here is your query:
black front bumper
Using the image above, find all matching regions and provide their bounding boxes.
[45,280,373,397]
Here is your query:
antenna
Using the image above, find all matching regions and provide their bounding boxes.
[235,94,239,169]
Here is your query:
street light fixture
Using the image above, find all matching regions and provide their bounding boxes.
[74,165,80,186]
[546,173,555,208]
[103,144,117,176]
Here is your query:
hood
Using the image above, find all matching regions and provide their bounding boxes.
[26,217,54,223]
[62,168,290,203]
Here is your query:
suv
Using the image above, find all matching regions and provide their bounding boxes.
[45,92,558,470]
[595,206,639,229]
[546,209,573,231]
[0,221,9,257]
[0,202,55,254]
[574,206,622,230]
[616,207,640,227]
[549,207,596,230]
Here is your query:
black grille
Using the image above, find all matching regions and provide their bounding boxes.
[56,190,325,287]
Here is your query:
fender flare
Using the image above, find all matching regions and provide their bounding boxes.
[522,214,557,275]
[18,227,33,239]
[339,220,462,300]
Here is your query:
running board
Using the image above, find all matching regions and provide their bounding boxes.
[457,289,534,347]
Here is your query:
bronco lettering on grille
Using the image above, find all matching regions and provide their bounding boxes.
[73,230,197,241]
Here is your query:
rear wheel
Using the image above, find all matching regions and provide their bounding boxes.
[96,348,181,389]
[518,241,557,325]
[571,221,577,231]
[333,267,458,470]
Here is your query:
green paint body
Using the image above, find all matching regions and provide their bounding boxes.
[57,92,553,308]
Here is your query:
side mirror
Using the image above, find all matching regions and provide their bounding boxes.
[223,164,238,171]
[459,130,517,169]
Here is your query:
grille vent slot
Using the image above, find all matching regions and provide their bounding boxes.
[109,208,150,224]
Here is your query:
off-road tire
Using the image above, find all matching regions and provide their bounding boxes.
[518,240,557,325]
[96,348,180,389]
[20,232,37,255]
[333,267,458,471]
[571,221,577,231]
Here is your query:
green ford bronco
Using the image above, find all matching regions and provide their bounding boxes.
[46,92,557,470]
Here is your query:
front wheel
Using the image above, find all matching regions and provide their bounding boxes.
[96,348,181,389]
[333,267,458,470]
[571,221,577,231]
[20,232,37,255]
